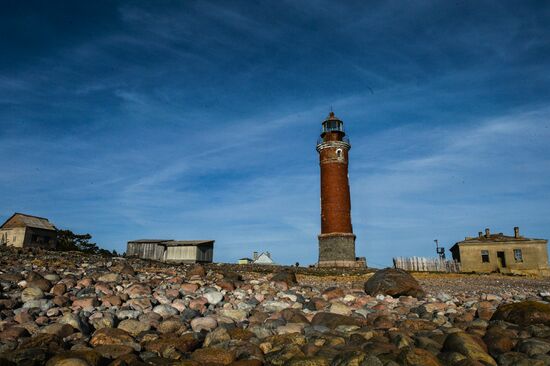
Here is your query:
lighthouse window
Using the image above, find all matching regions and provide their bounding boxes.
[336,149,343,158]
[324,121,341,132]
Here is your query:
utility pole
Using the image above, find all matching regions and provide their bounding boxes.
[435,239,445,260]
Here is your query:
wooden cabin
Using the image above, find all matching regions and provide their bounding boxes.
[0,213,57,249]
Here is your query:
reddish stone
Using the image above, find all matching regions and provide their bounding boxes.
[77,278,93,288]
[95,283,113,296]
[125,284,151,298]
[15,311,33,324]
[189,265,206,278]
[218,280,236,291]
[189,297,208,312]
[53,296,70,307]
[35,316,49,325]
[102,295,122,307]
[322,287,345,300]
[51,283,67,296]
[0,326,30,340]
[73,297,99,309]
[312,297,329,310]
[181,283,199,293]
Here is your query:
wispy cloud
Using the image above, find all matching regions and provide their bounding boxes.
[0,1,549,265]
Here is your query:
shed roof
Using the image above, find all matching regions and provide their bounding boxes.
[128,239,174,244]
[0,213,56,231]
[162,240,214,247]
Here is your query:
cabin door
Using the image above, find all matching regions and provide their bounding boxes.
[497,251,506,268]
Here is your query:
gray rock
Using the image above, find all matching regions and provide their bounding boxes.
[517,338,550,357]
[152,304,178,317]
[203,291,223,305]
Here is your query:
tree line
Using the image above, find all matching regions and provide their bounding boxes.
[56,229,118,256]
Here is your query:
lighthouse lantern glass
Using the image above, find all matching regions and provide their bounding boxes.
[323,120,343,133]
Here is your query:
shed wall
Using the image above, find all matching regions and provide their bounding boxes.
[165,243,213,263]
[196,243,213,262]
[127,242,165,261]
[0,227,27,248]
[23,228,57,249]
[165,246,196,262]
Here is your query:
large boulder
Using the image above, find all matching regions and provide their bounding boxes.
[491,301,550,326]
[398,348,442,366]
[364,268,425,298]
[90,328,140,352]
[442,332,496,366]
[271,271,297,285]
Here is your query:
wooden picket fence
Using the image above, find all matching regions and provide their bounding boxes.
[393,256,461,273]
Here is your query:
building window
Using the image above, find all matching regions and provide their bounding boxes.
[336,149,343,158]
[514,249,523,262]
[13,236,16,242]
[481,250,489,263]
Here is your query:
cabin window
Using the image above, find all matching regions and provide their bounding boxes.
[481,250,489,263]
[514,249,523,262]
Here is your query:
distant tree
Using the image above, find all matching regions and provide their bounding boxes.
[56,230,112,256]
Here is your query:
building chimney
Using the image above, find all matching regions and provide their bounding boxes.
[514,226,520,238]
[253,251,258,260]
[485,228,490,238]
[478,231,483,239]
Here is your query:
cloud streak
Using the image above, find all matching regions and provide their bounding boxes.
[0,1,549,265]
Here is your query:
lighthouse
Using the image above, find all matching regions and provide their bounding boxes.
[316,112,365,267]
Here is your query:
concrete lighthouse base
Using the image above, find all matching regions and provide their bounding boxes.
[317,233,366,268]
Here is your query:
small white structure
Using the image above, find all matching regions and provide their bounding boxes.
[126,239,214,263]
[253,251,275,265]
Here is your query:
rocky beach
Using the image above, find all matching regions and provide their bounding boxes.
[1,247,550,365]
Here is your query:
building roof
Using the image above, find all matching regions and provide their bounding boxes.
[162,240,214,247]
[128,239,214,246]
[0,213,56,231]
[128,239,174,244]
[239,258,253,261]
[450,229,547,251]
[254,252,274,264]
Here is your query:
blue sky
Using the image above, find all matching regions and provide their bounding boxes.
[1,1,549,266]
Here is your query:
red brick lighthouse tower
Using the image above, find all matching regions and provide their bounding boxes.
[316,112,365,267]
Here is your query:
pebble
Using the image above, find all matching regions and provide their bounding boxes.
[191,316,218,332]
[203,290,224,305]
[152,304,179,317]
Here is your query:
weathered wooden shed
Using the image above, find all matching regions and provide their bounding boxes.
[126,239,214,263]
[126,240,171,261]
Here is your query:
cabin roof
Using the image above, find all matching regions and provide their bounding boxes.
[127,239,214,247]
[162,240,214,247]
[450,232,547,252]
[128,239,174,244]
[0,213,56,231]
